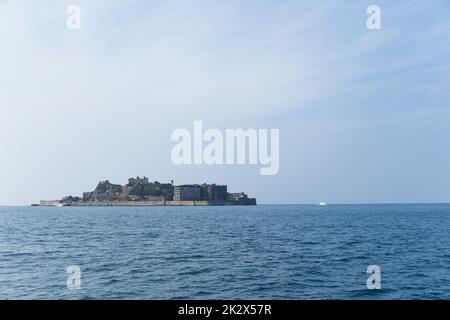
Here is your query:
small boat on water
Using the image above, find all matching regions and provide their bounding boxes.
[319,201,328,206]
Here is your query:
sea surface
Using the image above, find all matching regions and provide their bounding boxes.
[0,204,449,300]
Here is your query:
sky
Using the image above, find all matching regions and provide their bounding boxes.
[0,0,449,205]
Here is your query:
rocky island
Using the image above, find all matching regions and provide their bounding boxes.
[35,177,256,206]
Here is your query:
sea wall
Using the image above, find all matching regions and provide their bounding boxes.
[39,200,62,206]
[71,201,167,206]
[47,199,256,207]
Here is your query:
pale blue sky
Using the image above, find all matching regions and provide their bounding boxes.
[0,0,449,204]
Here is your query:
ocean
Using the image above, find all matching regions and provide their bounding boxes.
[0,204,449,300]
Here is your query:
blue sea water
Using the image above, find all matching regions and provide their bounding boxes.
[0,204,449,300]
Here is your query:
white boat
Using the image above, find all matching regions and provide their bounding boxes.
[319,201,328,206]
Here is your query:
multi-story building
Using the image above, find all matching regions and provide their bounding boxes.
[227,192,249,201]
[174,184,228,201]
[201,184,227,201]
[174,185,202,201]
[128,176,149,185]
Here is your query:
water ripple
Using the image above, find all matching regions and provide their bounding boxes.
[0,204,450,299]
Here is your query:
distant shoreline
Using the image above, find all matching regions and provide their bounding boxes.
[34,177,257,207]
[32,199,257,207]
[2,202,445,207]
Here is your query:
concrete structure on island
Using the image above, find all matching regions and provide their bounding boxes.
[173,184,228,201]
[35,177,256,206]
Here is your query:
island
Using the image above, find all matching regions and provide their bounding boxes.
[34,177,257,206]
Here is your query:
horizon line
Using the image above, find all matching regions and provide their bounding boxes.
[1,202,450,207]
